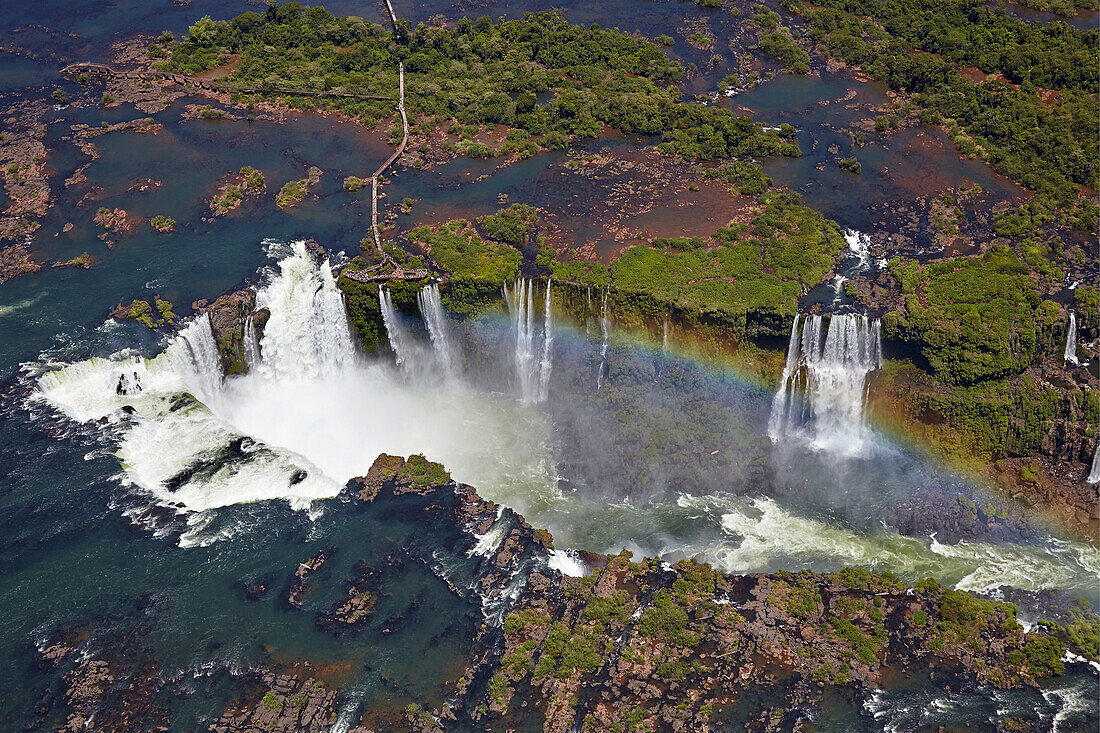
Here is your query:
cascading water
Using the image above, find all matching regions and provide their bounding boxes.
[768,313,882,455]
[36,241,557,524]
[1089,443,1100,484]
[378,286,415,373]
[596,289,610,392]
[504,279,552,403]
[165,313,224,404]
[242,313,261,368]
[255,244,355,381]
[417,283,459,379]
[1064,312,1079,366]
[538,281,553,401]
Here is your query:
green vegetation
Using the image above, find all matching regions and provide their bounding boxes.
[504,608,551,636]
[276,166,322,208]
[477,203,539,245]
[408,220,521,283]
[194,104,225,119]
[1038,604,1100,660]
[212,185,243,213]
[637,591,698,647]
[156,7,797,163]
[395,453,451,489]
[753,9,782,28]
[150,215,176,232]
[262,691,282,709]
[52,89,68,104]
[343,175,369,192]
[583,590,635,625]
[992,0,1098,14]
[123,298,175,329]
[702,159,774,195]
[930,589,1019,653]
[783,0,1098,203]
[240,165,265,189]
[276,180,307,208]
[609,190,844,338]
[534,622,605,679]
[336,273,385,350]
[755,31,811,74]
[838,157,861,174]
[883,246,1042,385]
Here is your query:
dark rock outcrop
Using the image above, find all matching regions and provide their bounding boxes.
[208,672,340,733]
[286,547,334,608]
[192,287,262,375]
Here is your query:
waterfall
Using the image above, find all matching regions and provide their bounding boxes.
[662,318,670,353]
[1089,443,1100,484]
[768,313,882,455]
[165,313,223,404]
[255,241,355,381]
[585,286,592,335]
[378,286,415,373]
[242,313,261,368]
[504,279,552,403]
[538,281,553,402]
[1064,312,1079,366]
[418,283,459,378]
[596,289,610,392]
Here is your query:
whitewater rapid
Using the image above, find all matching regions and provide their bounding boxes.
[29,242,1100,597]
[35,242,558,521]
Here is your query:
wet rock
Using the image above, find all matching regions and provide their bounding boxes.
[316,560,384,634]
[0,240,42,283]
[208,672,340,733]
[243,577,273,601]
[286,547,335,608]
[193,287,259,375]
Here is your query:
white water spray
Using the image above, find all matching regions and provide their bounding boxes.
[242,313,261,368]
[844,229,873,271]
[35,242,556,526]
[378,286,415,373]
[165,313,223,405]
[504,279,552,403]
[1063,311,1078,366]
[417,283,459,379]
[1089,442,1100,484]
[255,246,355,381]
[768,313,882,455]
[596,289,610,392]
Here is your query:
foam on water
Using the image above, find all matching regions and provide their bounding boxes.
[674,495,1099,594]
[27,242,1100,600]
[548,549,587,577]
[35,242,557,523]
[468,508,508,557]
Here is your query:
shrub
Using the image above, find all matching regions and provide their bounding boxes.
[838,157,861,174]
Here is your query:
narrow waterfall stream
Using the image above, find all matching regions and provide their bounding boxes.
[378,285,415,373]
[503,278,552,403]
[1064,311,1079,365]
[596,288,610,392]
[417,282,459,379]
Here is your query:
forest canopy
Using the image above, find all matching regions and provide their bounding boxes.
[156,6,799,162]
